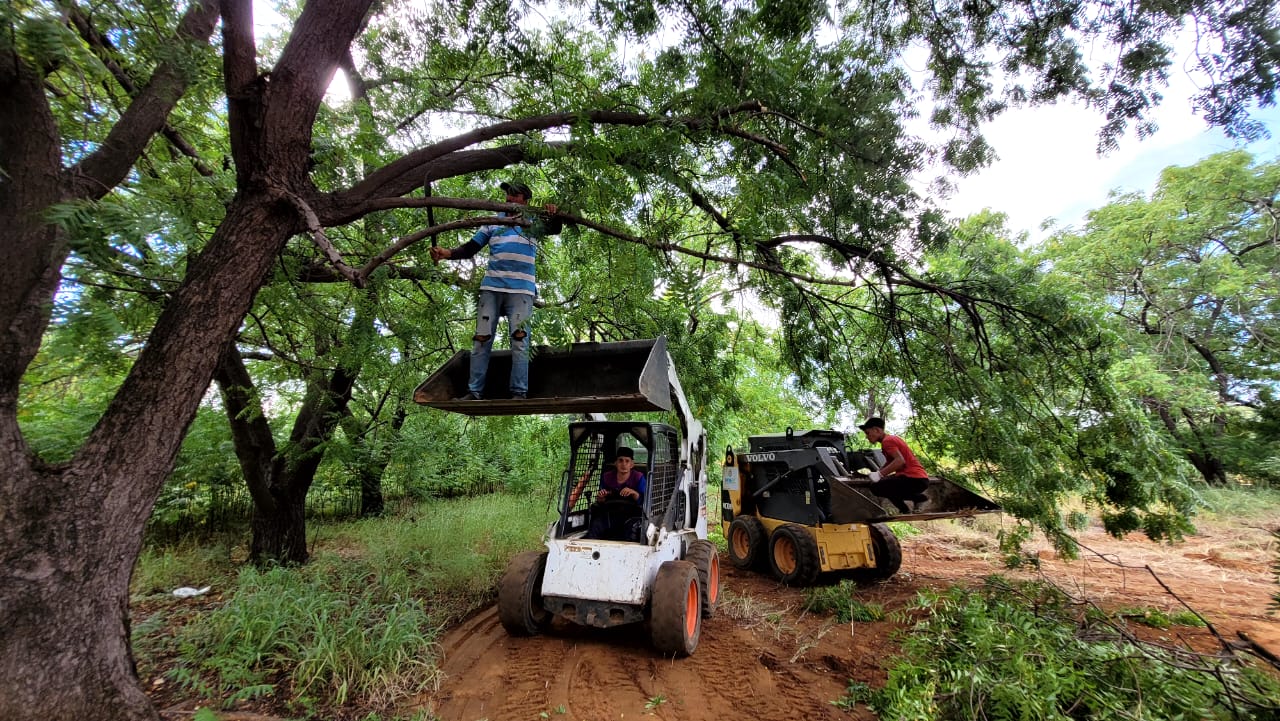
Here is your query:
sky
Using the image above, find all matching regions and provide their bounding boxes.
[937,71,1280,245]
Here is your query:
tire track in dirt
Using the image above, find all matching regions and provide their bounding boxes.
[428,571,875,721]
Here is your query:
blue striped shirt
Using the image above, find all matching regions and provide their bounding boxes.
[472,218,538,296]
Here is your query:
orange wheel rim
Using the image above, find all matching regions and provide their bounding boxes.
[707,556,720,604]
[774,536,796,574]
[684,579,699,637]
[730,528,748,557]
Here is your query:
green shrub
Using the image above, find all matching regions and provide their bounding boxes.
[845,577,1280,720]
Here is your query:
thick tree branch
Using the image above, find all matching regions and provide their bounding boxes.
[263,0,375,177]
[213,341,279,514]
[66,6,215,176]
[339,102,766,206]
[69,0,220,198]
[221,0,259,181]
[339,49,369,101]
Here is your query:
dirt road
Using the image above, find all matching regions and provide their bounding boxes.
[424,517,1277,721]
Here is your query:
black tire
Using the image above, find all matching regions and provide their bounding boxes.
[497,550,551,636]
[684,539,721,618]
[650,560,702,656]
[768,524,821,586]
[726,516,767,570]
[863,523,902,580]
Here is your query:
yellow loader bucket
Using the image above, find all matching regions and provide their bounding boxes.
[413,337,673,416]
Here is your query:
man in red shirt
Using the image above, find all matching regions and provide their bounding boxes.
[857,417,930,513]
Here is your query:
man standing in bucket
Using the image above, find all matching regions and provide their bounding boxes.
[857,417,931,513]
[430,180,560,400]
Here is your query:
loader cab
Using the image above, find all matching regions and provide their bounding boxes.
[747,428,886,475]
[557,421,681,541]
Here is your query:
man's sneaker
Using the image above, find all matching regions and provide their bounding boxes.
[454,391,482,401]
[511,392,527,400]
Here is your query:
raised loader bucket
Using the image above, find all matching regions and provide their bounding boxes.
[413,337,673,416]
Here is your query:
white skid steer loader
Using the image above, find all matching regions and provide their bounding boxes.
[414,336,718,655]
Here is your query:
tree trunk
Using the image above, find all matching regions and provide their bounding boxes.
[360,466,386,517]
[0,467,156,721]
[1187,451,1229,486]
[1,0,379,714]
[216,341,359,565]
[1150,398,1229,485]
[1,198,296,721]
[249,488,309,564]
[355,405,405,517]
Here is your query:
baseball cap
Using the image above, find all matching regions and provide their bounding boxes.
[615,446,634,459]
[857,417,885,430]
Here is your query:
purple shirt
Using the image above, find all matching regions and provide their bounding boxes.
[601,469,647,501]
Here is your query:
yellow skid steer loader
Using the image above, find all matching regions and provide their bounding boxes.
[722,428,999,586]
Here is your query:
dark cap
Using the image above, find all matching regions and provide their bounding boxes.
[615,446,634,459]
[500,180,532,199]
[857,417,885,430]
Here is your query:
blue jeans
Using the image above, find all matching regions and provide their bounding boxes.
[469,290,533,396]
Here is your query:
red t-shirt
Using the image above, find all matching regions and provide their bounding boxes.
[881,435,928,478]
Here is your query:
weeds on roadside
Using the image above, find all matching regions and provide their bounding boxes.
[837,576,1280,720]
[645,694,668,711]
[170,563,441,711]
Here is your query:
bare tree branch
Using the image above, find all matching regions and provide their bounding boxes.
[273,188,363,285]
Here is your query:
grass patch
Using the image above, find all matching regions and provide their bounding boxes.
[803,580,885,622]
[170,564,440,711]
[132,537,239,597]
[1194,484,1280,523]
[841,576,1280,720]
[141,493,554,717]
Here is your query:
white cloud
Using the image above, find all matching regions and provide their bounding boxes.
[932,39,1280,242]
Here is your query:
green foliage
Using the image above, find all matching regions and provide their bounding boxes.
[172,564,440,710]
[1114,607,1207,630]
[164,493,550,713]
[847,577,1280,720]
[1043,152,1280,487]
[388,412,570,499]
[803,581,885,623]
[793,210,1199,545]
